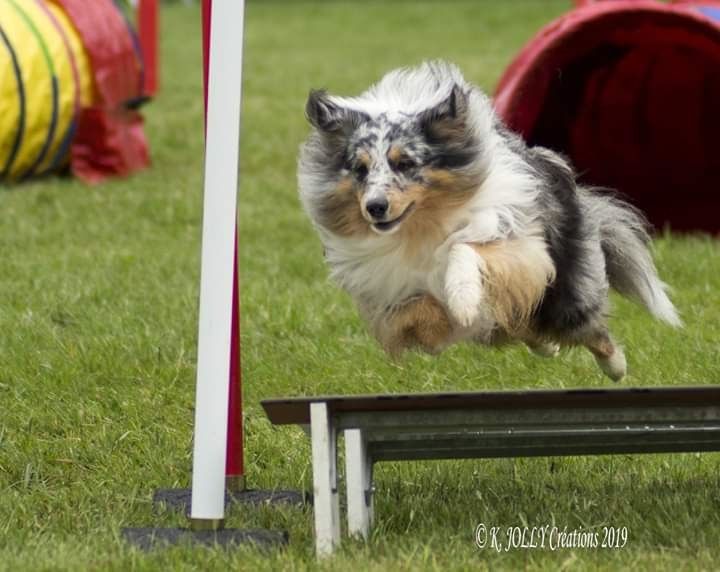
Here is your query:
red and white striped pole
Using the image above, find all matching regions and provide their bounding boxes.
[123,1,293,546]
[190,0,245,530]
[202,0,245,494]
[202,0,245,491]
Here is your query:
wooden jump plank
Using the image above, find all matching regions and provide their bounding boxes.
[262,386,720,425]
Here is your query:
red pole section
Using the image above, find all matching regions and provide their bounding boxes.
[138,0,159,96]
[201,0,244,485]
[227,242,242,482]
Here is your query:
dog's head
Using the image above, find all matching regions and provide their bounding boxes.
[298,62,490,241]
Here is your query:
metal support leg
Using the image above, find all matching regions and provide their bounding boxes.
[310,403,340,556]
[345,428,374,540]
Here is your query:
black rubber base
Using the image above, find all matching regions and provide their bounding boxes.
[122,527,288,551]
[153,488,309,515]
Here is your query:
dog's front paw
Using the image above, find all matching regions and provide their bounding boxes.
[446,280,483,327]
[444,243,485,327]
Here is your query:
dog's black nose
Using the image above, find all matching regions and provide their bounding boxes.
[366,199,389,219]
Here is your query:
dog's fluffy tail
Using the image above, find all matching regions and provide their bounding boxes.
[587,192,682,327]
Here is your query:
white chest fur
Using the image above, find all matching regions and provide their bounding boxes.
[324,234,447,314]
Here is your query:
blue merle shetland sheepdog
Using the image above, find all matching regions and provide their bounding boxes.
[297,61,681,381]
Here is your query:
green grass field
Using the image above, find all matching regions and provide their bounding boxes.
[2,2,720,570]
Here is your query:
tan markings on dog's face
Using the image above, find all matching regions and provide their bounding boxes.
[379,187,415,223]
[384,168,479,254]
[356,150,371,168]
[387,145,403,164]
[420,167,475,192]
[471,238,556,335]
[321,161,481,242]
[317,176,371,237]
[412,168,480,210]
[357,146,417,224]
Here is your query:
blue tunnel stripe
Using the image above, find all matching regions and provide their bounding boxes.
[698,6,720,23]
[44,118,76,176]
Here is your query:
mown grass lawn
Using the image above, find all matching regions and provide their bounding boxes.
[1,1,720,570]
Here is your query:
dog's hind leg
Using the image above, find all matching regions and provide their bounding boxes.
[584,331,627,382]
[526,341,560,358]
[378,294,452,356]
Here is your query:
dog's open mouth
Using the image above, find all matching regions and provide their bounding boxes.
[371,203,416,234]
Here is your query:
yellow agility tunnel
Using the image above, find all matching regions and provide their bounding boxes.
[0,0,151,183]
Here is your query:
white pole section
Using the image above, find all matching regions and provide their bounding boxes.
[190,0,245,523]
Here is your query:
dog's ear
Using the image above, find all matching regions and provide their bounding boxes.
[306,89,368,135]
[420,84,469,141]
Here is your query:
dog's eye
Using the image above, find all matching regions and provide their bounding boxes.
[394,159,416,173]
[354,164,369,181]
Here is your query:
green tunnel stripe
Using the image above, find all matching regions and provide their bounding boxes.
[35,0,81,174]
[7,0,55,74]
[0,22,25,180]
[6,0,59,179]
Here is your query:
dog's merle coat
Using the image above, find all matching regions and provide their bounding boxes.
[298,61,680,380]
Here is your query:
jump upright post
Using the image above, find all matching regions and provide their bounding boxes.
[187,0,245,529]
[123,0,296,548]
[200,0,245,495]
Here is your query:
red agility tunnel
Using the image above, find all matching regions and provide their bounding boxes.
[495,0,720,234]
[58,0,149,183]
[0,0,157,185]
